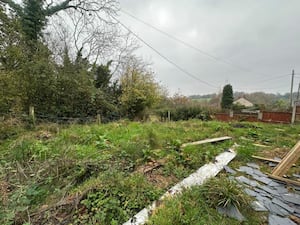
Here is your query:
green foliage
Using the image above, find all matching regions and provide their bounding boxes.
[0,1,124,121]
[21,0,46,41]
[120,67,162,120]
[74,172,163,224]
[158,106,211,121]
[148,177,259,225]
[201,176,251,208]
[94,61,113,90]
[1,121,300,224]
[221,84,234,109]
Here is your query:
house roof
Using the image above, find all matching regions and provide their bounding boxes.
[233,97,254,107]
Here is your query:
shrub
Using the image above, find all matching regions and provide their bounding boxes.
[157,106,211,121]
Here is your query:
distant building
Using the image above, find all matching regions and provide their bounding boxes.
[233,97,254,108]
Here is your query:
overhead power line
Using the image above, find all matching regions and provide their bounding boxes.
[111,15,218,89]
[256,74,293,83]
[121,9,272,77]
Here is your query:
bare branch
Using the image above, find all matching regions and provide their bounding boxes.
[0,0,23,15]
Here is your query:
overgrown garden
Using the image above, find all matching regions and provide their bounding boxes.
[1,120,300,224]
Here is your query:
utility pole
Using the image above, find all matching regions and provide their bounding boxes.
[297,83,300,101]
[290,70,295,107]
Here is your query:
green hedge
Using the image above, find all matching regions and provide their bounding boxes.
[157,106,212,121]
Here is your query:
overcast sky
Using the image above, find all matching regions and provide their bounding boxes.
[118,0,300,96]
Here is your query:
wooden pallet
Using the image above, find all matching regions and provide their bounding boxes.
[269,141,300,186]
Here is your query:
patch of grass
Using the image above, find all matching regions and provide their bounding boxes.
[73,171,163,225]
[1,120,300,224]
[147,176,263,225]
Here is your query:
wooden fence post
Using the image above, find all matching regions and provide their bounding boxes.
[29,106,35,126]
[258,112,263,120]
[167,111,171,122]
[96,114,101,125]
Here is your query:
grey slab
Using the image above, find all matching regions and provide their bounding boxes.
[293,207,300,215]
[254,188,272,198]
[260,185,280,196]
[269,162,277,167]
[275,186,289,194]
[256,195,272,206]
[292,174,300,179]
[223,165,237,175]
[247,163,260,169]
[252,201,268,212]
[253,169,268,177]
[217,204,245,222]
[268,214,296,225]
[265,203,290,216]
[245,188,257,197]
[252,174,273,185]
[268,181,282,187]
[282,193,300,205]
[236,176,259,187]
[238,166,254,175]
[272,198,294,213]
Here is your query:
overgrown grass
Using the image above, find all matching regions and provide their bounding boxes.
[0,120,299,224]
[147,177,263,225]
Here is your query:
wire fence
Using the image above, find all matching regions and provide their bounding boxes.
[0,111,103,125]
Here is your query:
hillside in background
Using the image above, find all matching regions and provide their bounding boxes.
[189,92,295,110]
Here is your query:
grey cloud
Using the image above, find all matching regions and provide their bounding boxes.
[119,0,300,95]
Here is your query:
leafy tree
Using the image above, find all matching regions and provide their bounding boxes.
[94,61,113,90]
[221,84,233,109]
[55,48,96,117]
[120,64,162,120]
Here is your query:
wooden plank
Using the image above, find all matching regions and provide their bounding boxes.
[253,143,269,148]
[252,155,296,167]
[123,150,237,225]
[272,141,300,176]
[252,155,281,163]
[268,174,300,187]
[181,136,232,148]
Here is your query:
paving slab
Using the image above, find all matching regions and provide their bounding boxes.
[237,163,300,225]
[282,193,300,205]
[252,201,268,212]
[293,207,300,215]
[254,188,272,198]
[245,188,257,197]
[265,203,290,217]
[268,181,282,187]
[247,163,260,169]
[268,214,296,225]
[269,162,277,167]
[252,174,273,185]
[217,204,245,222]
[272,198,294,213]
[275,186,289,194]
[223,165,237,175]
[236,176,259,187]
[255,195,272,206]
[252,169,268,177]
[259,185,280,196]
[238,166,254,175]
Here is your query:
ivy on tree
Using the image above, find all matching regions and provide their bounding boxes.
[221,84,233,109]
[0,0,117,41]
